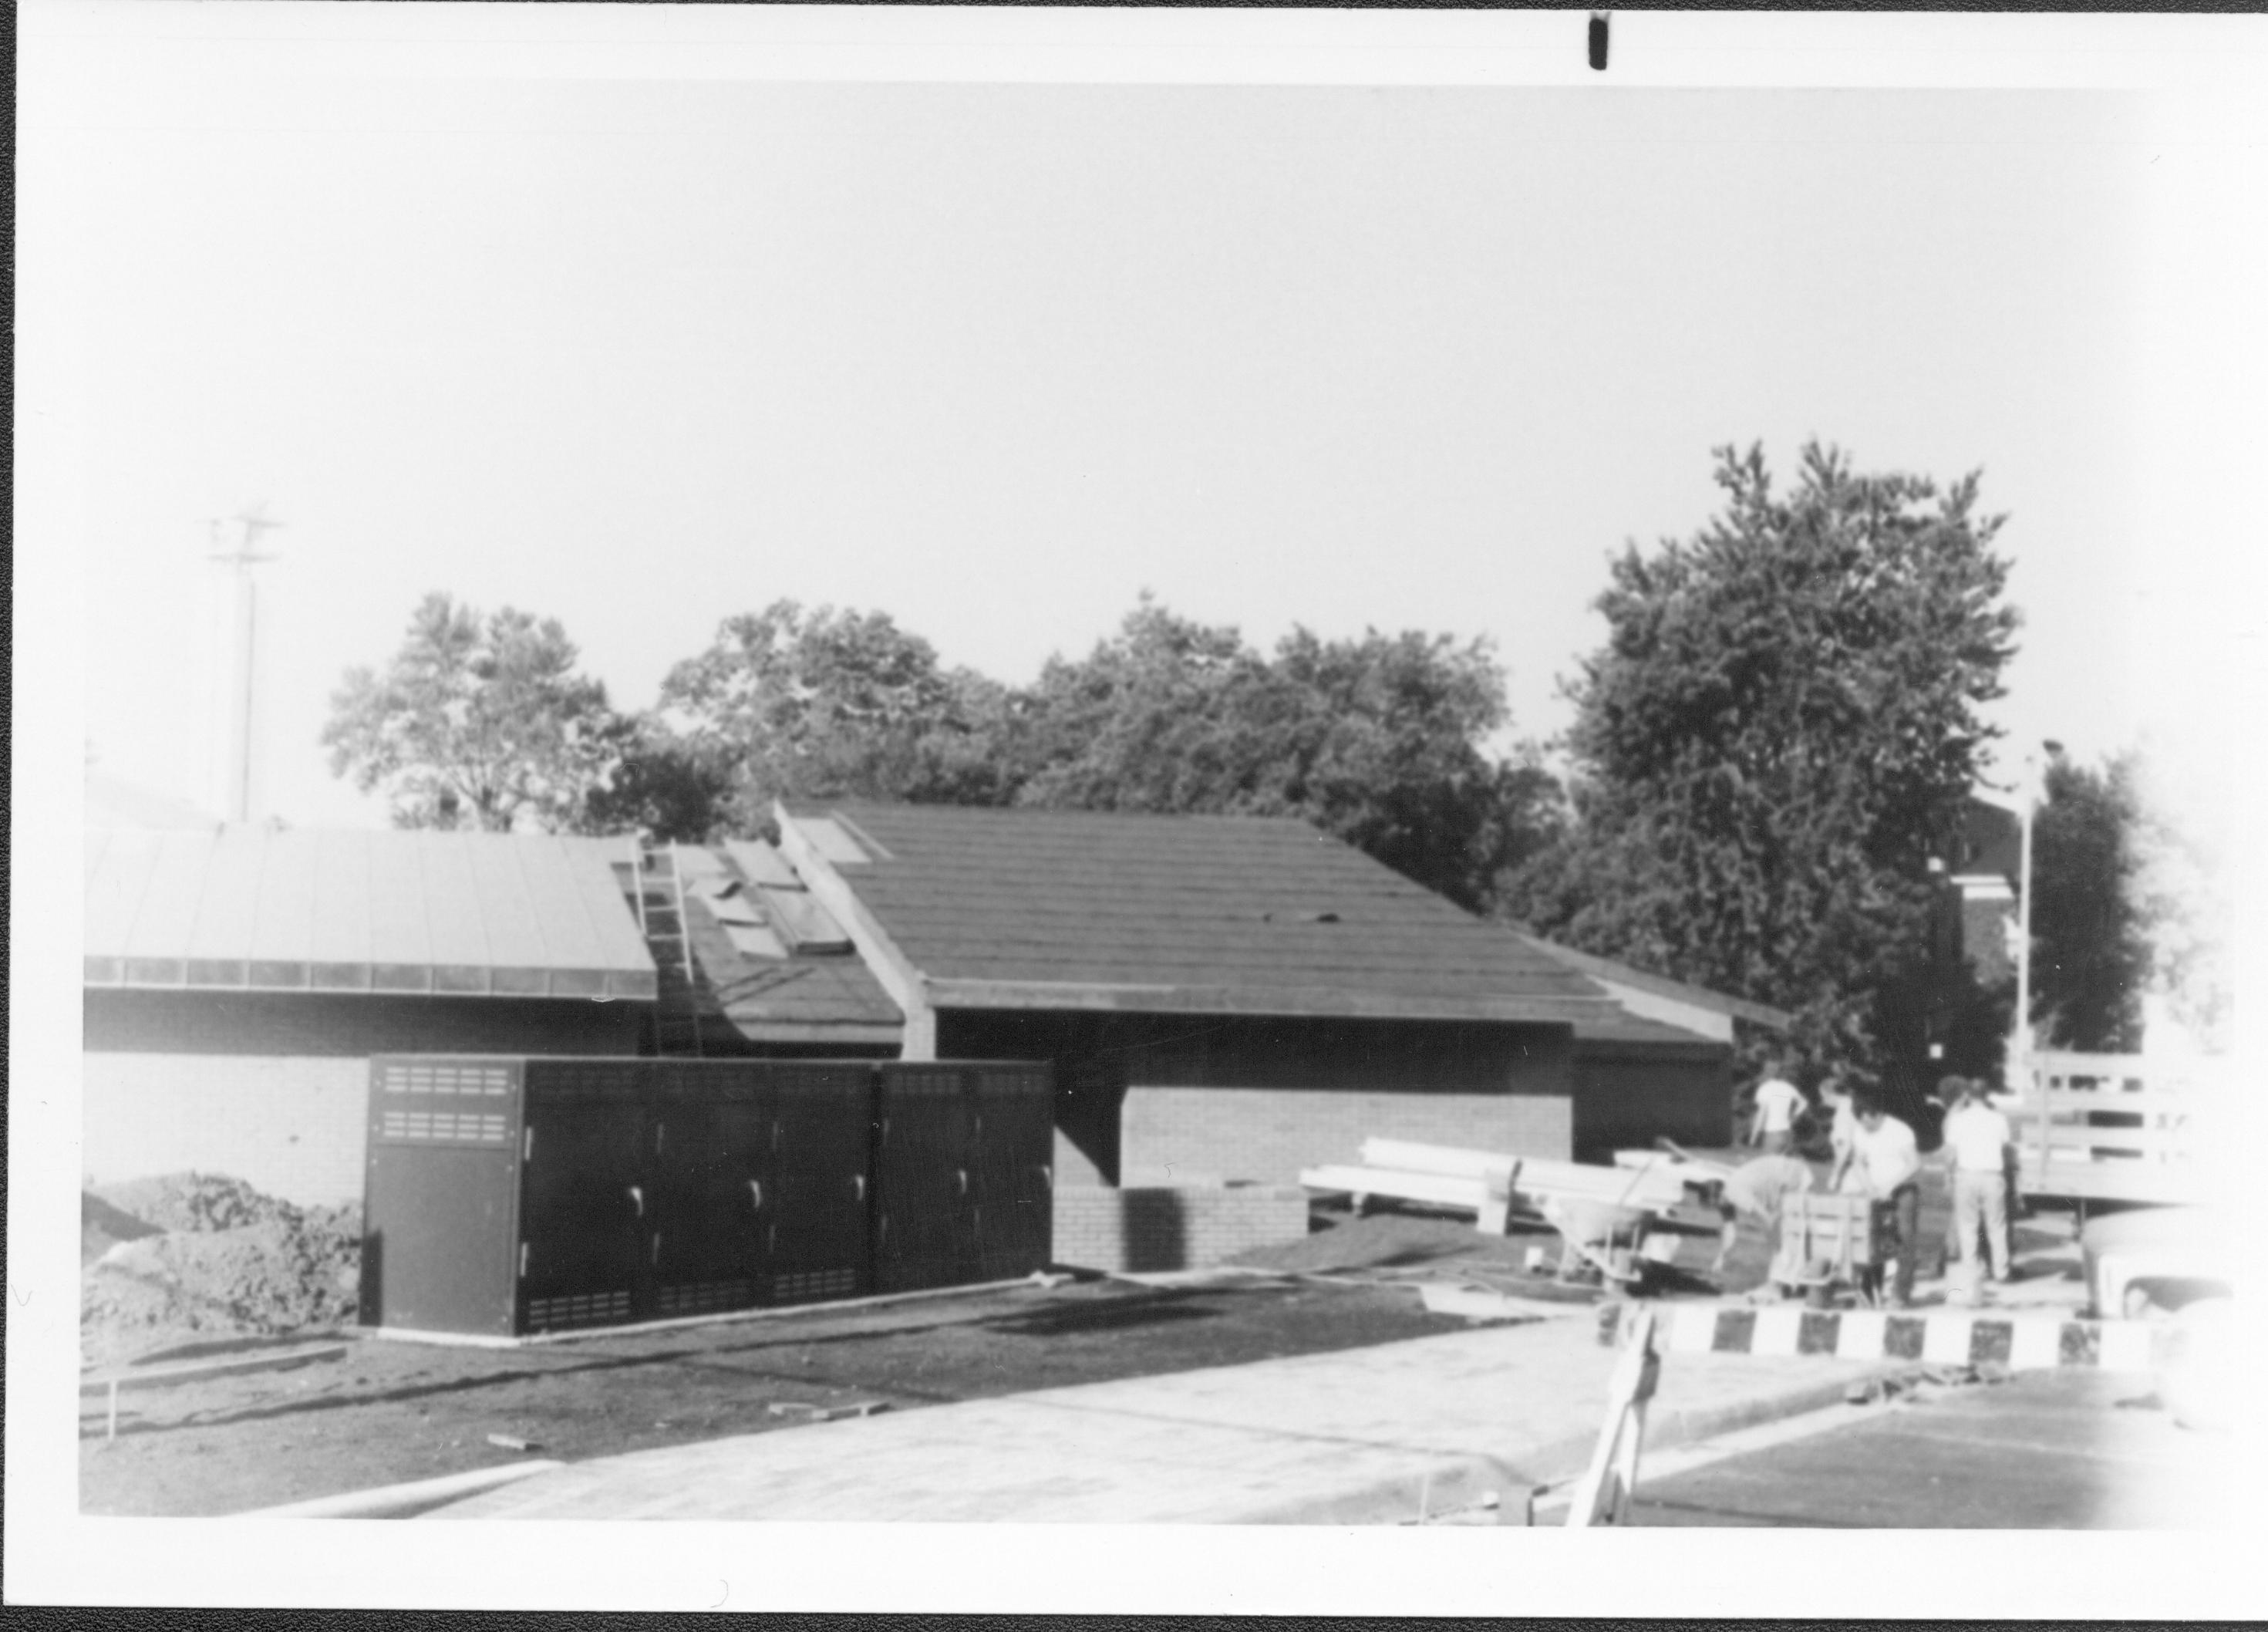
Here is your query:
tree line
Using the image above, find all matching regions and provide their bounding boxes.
[326,441,2215,1086]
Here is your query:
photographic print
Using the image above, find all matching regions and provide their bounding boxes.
[12,1,2262,1615]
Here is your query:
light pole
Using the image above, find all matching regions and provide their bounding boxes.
[2010,740,2061,1097]
[207,507,281,824]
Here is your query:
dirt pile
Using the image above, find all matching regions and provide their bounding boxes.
[94,1172,298,1235]
[81,1174,362,1368]
[80,1192,165,1266]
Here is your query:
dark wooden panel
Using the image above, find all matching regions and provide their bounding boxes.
[646,1064,770,1320]
[517,1090,649,1333]
[871,1064,981,1294]
[972,1064,1053,1280]
[764,1063,875,1305]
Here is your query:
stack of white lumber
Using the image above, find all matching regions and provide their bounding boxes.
[1297,1138,1707,1226]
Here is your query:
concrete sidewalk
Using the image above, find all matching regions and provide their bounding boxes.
[430,1310,1890,1524]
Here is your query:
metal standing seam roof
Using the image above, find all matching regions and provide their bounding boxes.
[83,828,658,1000]
[780,802,1626,1027]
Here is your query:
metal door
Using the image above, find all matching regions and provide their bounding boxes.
[517,1071,650,1332]
[766,1063,876,1305]
[647,1064,770,1320]
[871,1064,982,1293]
[972,1064,1054,1280]
[362,1056,525,1337]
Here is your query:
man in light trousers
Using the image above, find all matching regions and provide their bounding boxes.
[1940,1076,2015,1296]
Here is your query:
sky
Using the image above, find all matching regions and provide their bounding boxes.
[29,23,2246,832]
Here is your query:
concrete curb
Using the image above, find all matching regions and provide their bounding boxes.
[234,1459,568,1519]
[1225,1367,1879,1527]
[369,1276,1039,1349]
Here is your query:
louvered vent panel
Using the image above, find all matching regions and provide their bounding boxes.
[773,1266,859,1304]
[378,1109,512,1145]
[373,1060,517,1145]
[524,1290,634,1330]
[378,1061,511,1098]
[655,1280,758,1317]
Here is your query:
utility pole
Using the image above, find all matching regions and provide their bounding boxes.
[207,506,282,824]
[2010,740,2061,1098]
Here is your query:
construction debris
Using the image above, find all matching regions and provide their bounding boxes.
[1299,1139,1717,1290]
[768,1399,891,1423]
[1299,1139,1722,1231]
[1845,1363,2017,1407]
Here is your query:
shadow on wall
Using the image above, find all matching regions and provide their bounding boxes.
[1051,1184,1310,1276]
[1117,1189,1191,1274]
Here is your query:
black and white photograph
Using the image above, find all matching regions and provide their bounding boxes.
[11,1,2263,1615]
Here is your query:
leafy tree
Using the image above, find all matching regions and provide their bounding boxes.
[2027,750,2152,1053]
[1013,596,1549,909]
[659,600,1013,830]
[1501,443,2021,1082]
[2132,760,2231,1053]
[574,717,736,845]
[324,593,625,832]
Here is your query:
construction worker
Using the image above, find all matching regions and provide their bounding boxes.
[1940,1076,2016,1294]
[1815,1072,1859,1168]
[1708,1152,1816,1280]
[1744,1060,1808,1155]
[1833,1088,1924,1309]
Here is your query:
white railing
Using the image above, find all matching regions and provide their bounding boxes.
[2002,1050,2220,1202]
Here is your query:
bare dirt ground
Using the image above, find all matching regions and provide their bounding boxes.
[79,1253,1486,1516]
[79,1153,2078,1517]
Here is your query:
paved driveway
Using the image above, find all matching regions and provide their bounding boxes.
[1627,1368,2229,1529]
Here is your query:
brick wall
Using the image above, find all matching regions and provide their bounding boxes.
[82,1054,370,1204]
[82,991,645,1205]
[1052,1184,1311,1274]
[1053,1128,1111,1190]
[1120,1087,1572,1186]
[939,1010,1575,1186]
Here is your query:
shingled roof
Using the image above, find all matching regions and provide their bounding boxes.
[777,803,1622,1027]
[667,842,902,1045]
[1510,931,1793,1034]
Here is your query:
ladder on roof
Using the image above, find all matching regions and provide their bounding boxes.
[620,838,703,1057]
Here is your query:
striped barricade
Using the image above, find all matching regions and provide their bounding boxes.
[1598,1300,2172,1372]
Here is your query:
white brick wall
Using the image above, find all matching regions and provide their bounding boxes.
[1053,1185,1311,1273]
[1121,1086,1572,1185]
[82,1054,369,1205]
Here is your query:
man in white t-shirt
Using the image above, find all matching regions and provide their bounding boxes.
[1710,1152,1815,1279]
[1833,1091,1923,1308]
[1746,1063,1808,1156]
[1940,1077,2016,1289]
